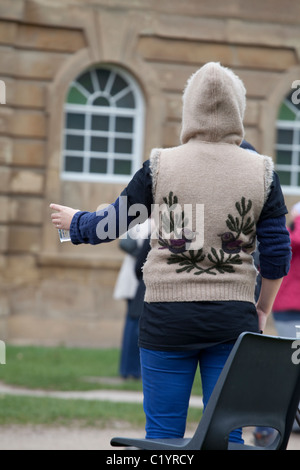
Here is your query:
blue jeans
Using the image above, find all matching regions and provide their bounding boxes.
[140,342,243,443]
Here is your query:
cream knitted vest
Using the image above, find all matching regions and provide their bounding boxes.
[143,63,274,304]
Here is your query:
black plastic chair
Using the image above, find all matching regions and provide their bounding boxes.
[111,332,300,450]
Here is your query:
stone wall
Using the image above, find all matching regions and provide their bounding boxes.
[1,0,300,347]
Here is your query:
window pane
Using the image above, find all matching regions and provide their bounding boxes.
[63,66,143,180]
[277,170,291,185]
[115,116,133,133]
[90,158,107,173]
[111,75,128,96]
[277,129,294,145]
[77,71,94,94]
[114,138,132,154]
[276,150,292,165]
[66,134,84,151]
[278,102,296,121]
[114,159,132,175]
[66,113,85,130]
[66,86,87,104]
[116,91,135,108]
[91,136,108,152]
[65,156,83,172]
[91,115,109,131]
[93,96,110,106]
[96,69,110,92]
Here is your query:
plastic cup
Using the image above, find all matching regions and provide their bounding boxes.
[58,229,71,243]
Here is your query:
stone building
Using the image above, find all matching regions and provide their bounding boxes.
[1,0,300,347]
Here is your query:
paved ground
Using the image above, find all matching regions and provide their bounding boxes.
[0,382,299,450]
[0,423,145,450]
[0,423,299,451]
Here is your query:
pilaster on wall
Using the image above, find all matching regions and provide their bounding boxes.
[260,65,300,158]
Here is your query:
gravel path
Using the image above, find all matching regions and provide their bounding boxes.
[0,424,144,450]
[0,382,299,450]
[0,424,299,450]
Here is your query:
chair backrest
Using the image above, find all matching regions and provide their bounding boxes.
[187,332,300,450]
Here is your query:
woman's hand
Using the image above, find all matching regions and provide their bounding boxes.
[256,277,284,333]
[256,305,269,333]
[50,203,80,231]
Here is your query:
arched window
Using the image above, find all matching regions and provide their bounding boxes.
[275,86,300,194]
[62,65,145,183]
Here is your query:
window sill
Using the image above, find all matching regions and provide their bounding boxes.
[281,186,300,195]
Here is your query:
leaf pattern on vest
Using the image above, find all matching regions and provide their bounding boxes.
[220,197,255,254]
[159,194,254,275]
[157,191,197,254]
[167,248,242,275]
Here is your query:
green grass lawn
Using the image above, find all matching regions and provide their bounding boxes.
[0,345,142,391]
[0,395,202,428]
[0,395,148,427]
[0,344,202,427]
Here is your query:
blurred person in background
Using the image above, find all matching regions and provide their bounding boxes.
[272,201,300,434]
[272,201,300,339]
[113,221,150,379]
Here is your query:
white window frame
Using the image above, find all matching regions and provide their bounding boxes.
[61,66,145,184]
[275,96,300,195]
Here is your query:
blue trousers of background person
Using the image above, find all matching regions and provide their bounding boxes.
[119,301,141,379]
[140,341,243,443]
